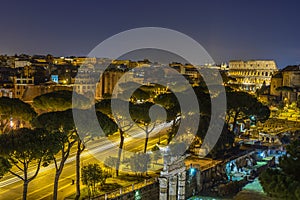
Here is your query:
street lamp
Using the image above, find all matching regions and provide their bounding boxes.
[9,117,13,129]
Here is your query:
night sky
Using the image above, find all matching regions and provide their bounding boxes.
[1,0,299,68]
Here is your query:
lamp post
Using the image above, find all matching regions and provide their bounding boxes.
[9,117,14,129]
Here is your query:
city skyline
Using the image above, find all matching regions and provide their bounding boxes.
[0,1,300,200]
[0,0,299,68]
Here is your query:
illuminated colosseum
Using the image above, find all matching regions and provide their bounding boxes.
[228,60,278,91]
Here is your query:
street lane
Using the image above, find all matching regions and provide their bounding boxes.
[0,122,172,200]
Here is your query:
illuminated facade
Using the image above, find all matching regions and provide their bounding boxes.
[228,60,278,91]
[270,65,300,102]
[13,76,34,99]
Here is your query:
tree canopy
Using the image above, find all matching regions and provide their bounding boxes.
[129,153,151,176]
[0,128,60,200]
[0,97,36,133]
[259,140,300,199]
[32,90,90,113]
[226,91,270,133]
[81,163,110,197]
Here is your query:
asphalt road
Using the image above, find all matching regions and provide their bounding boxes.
[0,122,171,200]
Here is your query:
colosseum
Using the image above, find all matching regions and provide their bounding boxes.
[228,60,278,91]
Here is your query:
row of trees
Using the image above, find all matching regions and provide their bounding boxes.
[0,89,180,199]
[0,80,270,199]
[0,91,118,200]
[116,82,270,159]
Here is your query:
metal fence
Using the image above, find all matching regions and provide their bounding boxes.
[91,177,158,200]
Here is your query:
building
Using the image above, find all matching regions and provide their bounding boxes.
[270,72,283,98]
[270,65,300,103]
[14,59,31,68]
[51,75,59,83]
[13,76,34,99]
[0,88,13,98]
[95,71,127,99]
[228,60,278,91]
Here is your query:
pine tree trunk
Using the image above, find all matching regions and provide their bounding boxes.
[22,181,28,200]
[116,131,124,177]
[75,141,82,200]
[53,170,62,200]
[144,132,149,153]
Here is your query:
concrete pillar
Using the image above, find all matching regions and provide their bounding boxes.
[196,170,201,192]
[168,176,177,200]
[104,72,109,94]
[177,172,186,200]
[159,177,168,200]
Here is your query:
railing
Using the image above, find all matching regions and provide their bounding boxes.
[91,177,158,200]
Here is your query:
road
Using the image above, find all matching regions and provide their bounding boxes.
[0,122,171,200]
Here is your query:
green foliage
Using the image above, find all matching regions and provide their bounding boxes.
[104,156,118,175]
[0,156,11,179]
[95,99,113,116]
[218,179,247,197]
[33,109,76,133]
[260,168,300,199]
[0,128,59,167]
[279,140,300,181]
[154,93,179,110]
[73,109,118,139]
[132,88,150,102]
[121,88,150,103]
[0,97,36,133]
[130,102,153,124]
[95,111,118,136]
[259,140,300,199]
[151,146,162,163]
[227,91,270,122]
[226,91,270,136]
[154,93,181,143]
[32,90,90,112]
[129,153,151,176]
[81,163,110,197]
[209,124,235,159]
[0,128,60,199]
[169,142,187,157]
[116,82,168,103]
[96,98,134,119]
[139,84,165,98]
[193,86,211,115]
[33,109,117,139]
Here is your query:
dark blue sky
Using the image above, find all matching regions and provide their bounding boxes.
[1,0,299,68]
